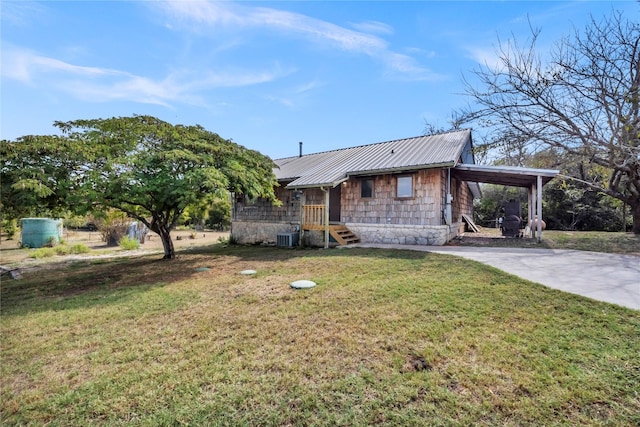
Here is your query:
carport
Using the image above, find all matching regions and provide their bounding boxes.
[453,164,559,242]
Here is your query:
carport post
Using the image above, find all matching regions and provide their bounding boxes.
[528,185,534,237]
[536,174,543,242]
[321,187,330,249]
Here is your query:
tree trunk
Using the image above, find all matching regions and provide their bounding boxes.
[631,201,640,235]
[157,226,176,259]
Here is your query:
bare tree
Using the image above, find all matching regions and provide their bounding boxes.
[462,11,640,233]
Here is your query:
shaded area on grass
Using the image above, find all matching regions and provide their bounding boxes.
[1,255,214,315]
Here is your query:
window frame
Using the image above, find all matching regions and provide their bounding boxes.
[360,178,374,198]
[396,175,414,199]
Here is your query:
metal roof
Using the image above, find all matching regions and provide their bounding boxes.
[453,164,559,187]
[275,129,473,189]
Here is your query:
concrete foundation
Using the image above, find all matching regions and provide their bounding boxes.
[232,221,461,247]
[346,222,459,246]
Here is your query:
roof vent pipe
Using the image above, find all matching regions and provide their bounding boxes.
[299,141,303,157]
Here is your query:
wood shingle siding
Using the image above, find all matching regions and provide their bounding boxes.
[341,170,443,226]
[232,186,300,223]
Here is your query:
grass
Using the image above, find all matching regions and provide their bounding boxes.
[1,244,638,426]
[456,228,640,254]
[541,230,640,253]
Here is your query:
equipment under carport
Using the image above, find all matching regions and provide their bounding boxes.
[501,201,523,238]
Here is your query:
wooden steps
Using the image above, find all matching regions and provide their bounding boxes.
[329,225,360,245]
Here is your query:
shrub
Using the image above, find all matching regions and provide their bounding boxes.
[217,234,234,245]
[2,219,17,240]
[27,243,90,259]
[70,244,90,254]
[118,236,140,250]
[29,248,57,259]
[54,246,72,256]
[94,210,131,246]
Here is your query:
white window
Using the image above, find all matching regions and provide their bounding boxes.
[397,176,413,198]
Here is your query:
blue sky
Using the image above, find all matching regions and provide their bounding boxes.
[1,1,636,160]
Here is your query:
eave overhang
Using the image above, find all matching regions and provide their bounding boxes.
[452,164,559,188]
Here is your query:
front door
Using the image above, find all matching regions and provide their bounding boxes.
[329,185,341,222]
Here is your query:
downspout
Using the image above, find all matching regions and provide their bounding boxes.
[444,169,453,226]
[298,190,305,247]
[320,186,330,249]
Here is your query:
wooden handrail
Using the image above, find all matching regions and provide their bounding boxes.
[303,204,325,229]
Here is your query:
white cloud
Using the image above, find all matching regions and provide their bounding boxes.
[264,79,324,108]
[381,51,447,81]
[1,45,123,83]
[156,1,442,80]
[0,1,47,27]
[350,20,394,35]
[294,80,324,94]
[159,1,387,53]
[405,47,437,59]
[1,45,291,106]
[465,45,505,72]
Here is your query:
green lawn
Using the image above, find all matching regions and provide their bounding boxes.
[541,230,640,253]
[455,228,640,255]
[2,245,639,426]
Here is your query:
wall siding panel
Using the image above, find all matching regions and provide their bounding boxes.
[341,169,443,226]
[232,186,301,223]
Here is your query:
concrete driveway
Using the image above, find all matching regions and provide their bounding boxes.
[352,244,640,310]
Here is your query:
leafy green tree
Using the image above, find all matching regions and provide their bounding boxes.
[61,115,278,258]
[3,116,278,259]
[1,135,87,221]
[206,195,232,231]
[544,178,625,231]
[528,147,628,231]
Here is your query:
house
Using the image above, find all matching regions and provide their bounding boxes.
[231,129,558,247]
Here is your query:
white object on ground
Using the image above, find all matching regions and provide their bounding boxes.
[290,280,317,289]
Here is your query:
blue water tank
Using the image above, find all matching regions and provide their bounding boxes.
[20,218,63,248]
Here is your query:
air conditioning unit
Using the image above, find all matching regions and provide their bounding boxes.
[276,232,299,248]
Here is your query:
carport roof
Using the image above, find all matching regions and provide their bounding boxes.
[452,164,559,187]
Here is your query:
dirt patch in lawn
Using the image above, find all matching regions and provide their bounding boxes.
[446,227,542,248]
